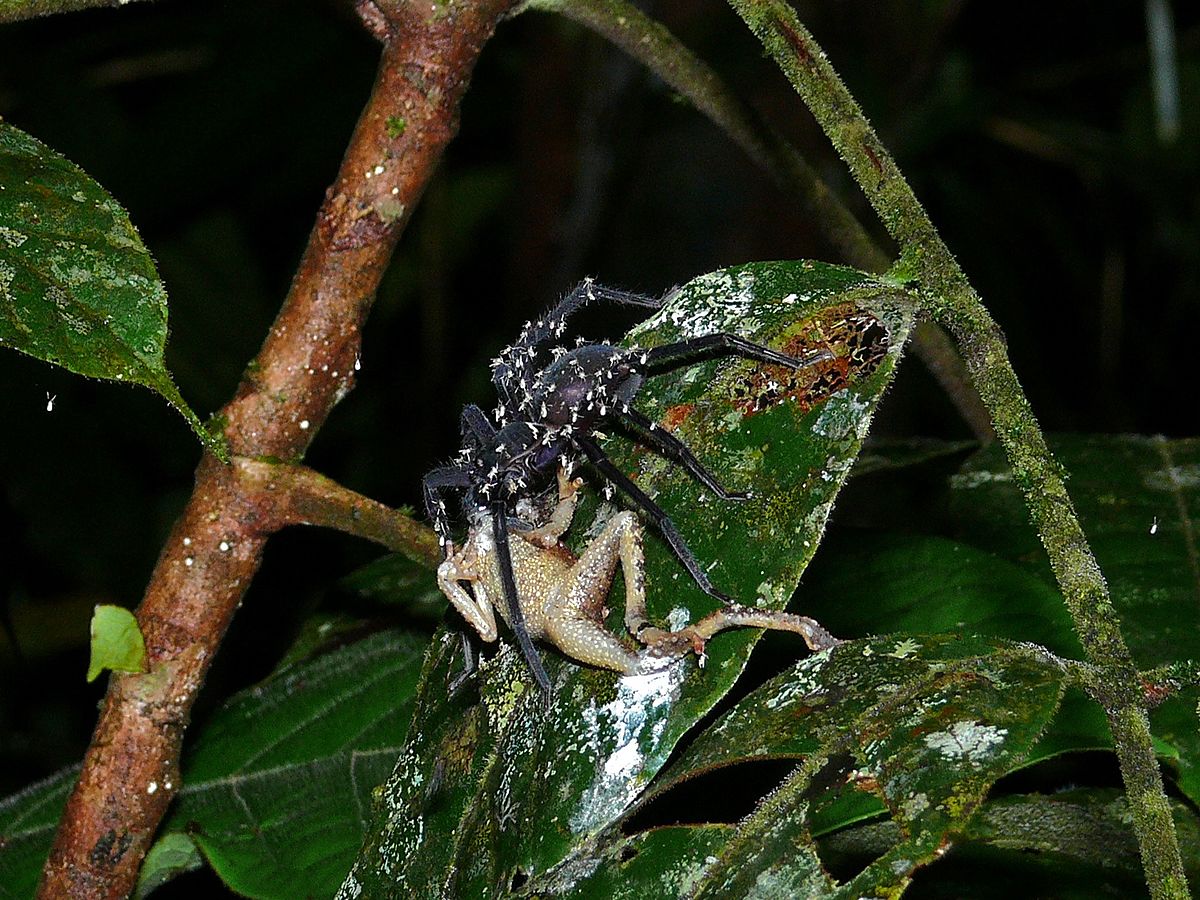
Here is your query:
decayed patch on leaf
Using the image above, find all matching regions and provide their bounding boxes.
[730,303,890,415]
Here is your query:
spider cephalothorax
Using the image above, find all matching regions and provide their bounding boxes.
[423,278,833,692]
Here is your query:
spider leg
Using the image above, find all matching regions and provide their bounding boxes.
[574,434,735,605]
[460,404,496,445]
[612,406,747,501]
[447,631,478,697]
[492,279,662,409]
[640,333,832,374]
[423,465,471,548]
[491,503,553,695]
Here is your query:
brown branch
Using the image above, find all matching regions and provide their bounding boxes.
[37,2,516,896]
[235,457,441,570]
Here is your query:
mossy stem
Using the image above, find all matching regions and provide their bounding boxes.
[725,1,1187,895]
[0,0,152,23]
[522,0,994,441]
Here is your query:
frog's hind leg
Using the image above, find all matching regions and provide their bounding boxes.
[543,510,646,674]
[644,604,841,664]
[542,615,640,674]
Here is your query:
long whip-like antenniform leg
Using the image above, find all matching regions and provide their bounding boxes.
[491,502,553,694]
[641,333,832,373]
[574,434,735,604]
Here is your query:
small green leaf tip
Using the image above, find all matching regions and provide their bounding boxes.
[87,604,147,682]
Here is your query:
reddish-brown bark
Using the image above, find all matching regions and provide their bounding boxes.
[38,2,515,896]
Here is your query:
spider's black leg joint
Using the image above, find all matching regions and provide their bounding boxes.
[423,465,471,549]
[575,434,736,605]
[460,404,497,445]
[641,333,833,374]
[612,406,747,501]
[542,280,661,337]
[491,503,553,695]
[447,630,478,697]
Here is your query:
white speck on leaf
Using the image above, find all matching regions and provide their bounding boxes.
[924,721,1008,766]
[570,662,684,834]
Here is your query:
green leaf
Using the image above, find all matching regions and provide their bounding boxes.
[0,120,224,458]
[0,630,425,898]
[686,635,1067,898]
[340,261,916,896]
[162,630,424,898]
[86,603,146,682]
[133,833,203,900]
[532,824,733,897]
[339,552,444,622]
[0,767,78,900]
[949,435,1200,803]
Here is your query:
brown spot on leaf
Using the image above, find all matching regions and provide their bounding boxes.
[731,305,889,415]
[662,402,696,431]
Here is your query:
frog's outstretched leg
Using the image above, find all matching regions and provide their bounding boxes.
[640,604,841,667]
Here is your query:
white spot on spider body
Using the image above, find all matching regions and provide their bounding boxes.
[146,781,158,795]
[300,420,310,430]
[184,557,195,567]
[182,537,192,547]
[219,541,231,552]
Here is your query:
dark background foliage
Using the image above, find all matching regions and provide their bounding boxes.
[0,0,1196,888]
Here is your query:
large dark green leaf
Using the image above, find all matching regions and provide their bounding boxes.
[0,629,424,899]
[685,634,1066,897]
[0,766,78,900]
[340,261,916,897]
[949,435,1200,802]
[0,121,222,456]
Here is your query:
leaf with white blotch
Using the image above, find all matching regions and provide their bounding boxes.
[685,634,1066,898]
[0,121,224,457]
[340,260,916,897]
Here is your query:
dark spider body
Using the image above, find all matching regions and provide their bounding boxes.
[423,278,833,692]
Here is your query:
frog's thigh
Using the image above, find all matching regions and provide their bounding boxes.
[543,614,639,674]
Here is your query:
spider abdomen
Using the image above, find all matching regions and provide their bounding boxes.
[534,345,643,427]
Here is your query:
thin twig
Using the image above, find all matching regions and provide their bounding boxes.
[525,0,995,441]
[37,2,516,896]
[725,2,1188,896]
[235,457,441,570]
